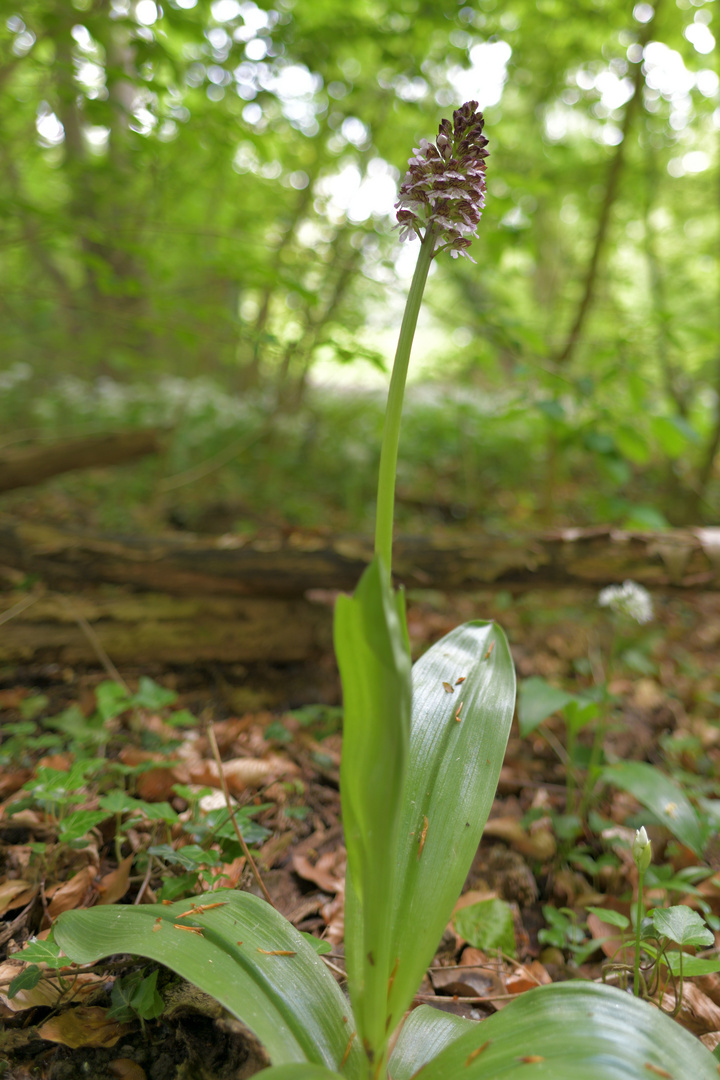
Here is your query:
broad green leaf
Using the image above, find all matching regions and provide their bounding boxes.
[454,898,516,957]
[652,906,714,948]
[54,889,362,1076]
[602,762,706,856]
[518,677,578,736]
[386,621,516,1028]
[664,954,720,977]
[392,983,718,1080]
[389,1005,475,1077]
[334,556,411,1063]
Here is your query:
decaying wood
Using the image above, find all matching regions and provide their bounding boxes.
[1,518,720,595]
[0,430,165,493]
[0,589,331,665]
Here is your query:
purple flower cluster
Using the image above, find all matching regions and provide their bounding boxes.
[394,101,488,262]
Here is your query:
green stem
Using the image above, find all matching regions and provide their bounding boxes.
[633,868,645,996]
[578,696,608,822]
[374,228,436,572]
[565,722,576,815]
[674,947,684,1016]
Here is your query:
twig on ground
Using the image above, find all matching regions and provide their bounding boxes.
[321,956,347,979]
[0,899,38,947]
[57,595,129,691]
[134,857,154,905]
[205,719,276,909]
[0,591,42,626]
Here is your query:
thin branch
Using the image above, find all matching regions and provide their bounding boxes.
[158,429,266,492]
[554,5,661,366]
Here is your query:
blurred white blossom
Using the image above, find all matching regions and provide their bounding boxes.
[0,361,32,392]
[598,580,653,624]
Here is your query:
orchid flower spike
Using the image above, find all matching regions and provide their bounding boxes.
[394,101,488,263]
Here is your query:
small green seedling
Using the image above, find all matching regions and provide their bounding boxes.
[600,829,720,1013]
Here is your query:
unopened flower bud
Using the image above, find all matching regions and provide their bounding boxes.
[632,826,652,872]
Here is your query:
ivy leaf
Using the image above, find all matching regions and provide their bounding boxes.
[147,844,221,870]
[20,937,67,968]
[8,965,42,998]
[109,969,164,1022]
[95,681,132,722]
[131,677,177,710]
[58,810,109,842]
[99,791,178,824]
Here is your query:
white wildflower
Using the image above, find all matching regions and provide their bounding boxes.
[597,580,653,624]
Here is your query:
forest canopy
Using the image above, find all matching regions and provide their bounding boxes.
[1,0,718,526]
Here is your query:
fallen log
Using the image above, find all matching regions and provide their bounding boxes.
[1,518,719,595]
[0,590,331,665]
[0,429,166,492]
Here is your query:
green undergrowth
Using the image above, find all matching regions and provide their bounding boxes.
[0,372,695,536]
[1,678,337,902]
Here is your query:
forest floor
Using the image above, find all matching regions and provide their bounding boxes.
[2,506,720,1076]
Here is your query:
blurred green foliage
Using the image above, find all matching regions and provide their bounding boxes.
[1,0,718,525]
